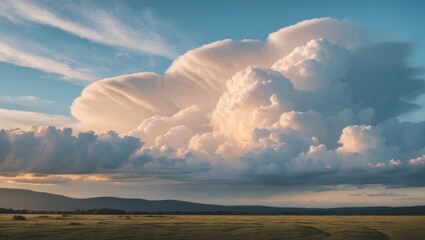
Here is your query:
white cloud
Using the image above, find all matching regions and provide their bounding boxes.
[271,38,350,91]
[0,41,96,81]
[410,155,425,165]
[337,125,385,153]
[0,0,179,58]
[0,95,55,107]
[72,18,370,134]
[66,18,425,188]
[129,105,207,147]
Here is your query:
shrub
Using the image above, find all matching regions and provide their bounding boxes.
[12,215,26,221]
[68,222,82,226]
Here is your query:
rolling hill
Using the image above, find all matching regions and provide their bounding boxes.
[0,188,423,215]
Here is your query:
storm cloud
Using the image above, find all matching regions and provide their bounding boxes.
[0,126,141,175]
[1,18,425,189]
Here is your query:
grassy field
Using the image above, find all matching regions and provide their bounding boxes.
[0,214,423,239]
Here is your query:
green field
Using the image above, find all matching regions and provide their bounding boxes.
[0,214,423,239]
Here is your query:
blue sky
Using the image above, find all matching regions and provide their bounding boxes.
[1,0,425,207]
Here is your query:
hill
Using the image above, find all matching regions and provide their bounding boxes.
[0,188,423,215]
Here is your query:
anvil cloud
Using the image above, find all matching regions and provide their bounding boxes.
[2,18,425,189]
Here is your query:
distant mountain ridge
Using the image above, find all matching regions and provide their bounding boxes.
[0,188,424,215]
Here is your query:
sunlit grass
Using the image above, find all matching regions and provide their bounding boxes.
[0,214,423,239]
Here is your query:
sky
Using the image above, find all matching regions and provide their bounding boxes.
[0,0,425,207]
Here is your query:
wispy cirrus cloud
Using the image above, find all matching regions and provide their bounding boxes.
[0,95,55,107]
[0,40,96,81]
[0,0,179,59]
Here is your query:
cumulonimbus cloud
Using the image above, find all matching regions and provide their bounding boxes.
[71,18,369,133]
[3,18,425,188]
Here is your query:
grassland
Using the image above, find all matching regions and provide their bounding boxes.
[0,214,423,239]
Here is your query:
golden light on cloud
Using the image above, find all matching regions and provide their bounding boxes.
[0,173,112,185]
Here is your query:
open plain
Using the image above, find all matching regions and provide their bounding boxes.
[0,214,423,240]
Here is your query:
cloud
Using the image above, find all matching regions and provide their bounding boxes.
[367,192,407,197]
[0,108,74,130]
[410,155,425,165]
[0,126,141,175]
[0,40,96,81]
[0,173,113,185]
[345,42,425,122]
[2,18,425,190]
[0,96,55,107]
[0,173,71,185]
[0,126,209,179]
[71,18,370,133]
[67,18,425,188]
[0,0,180,59]
[129,151,210,176]
[337,125,386,153]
